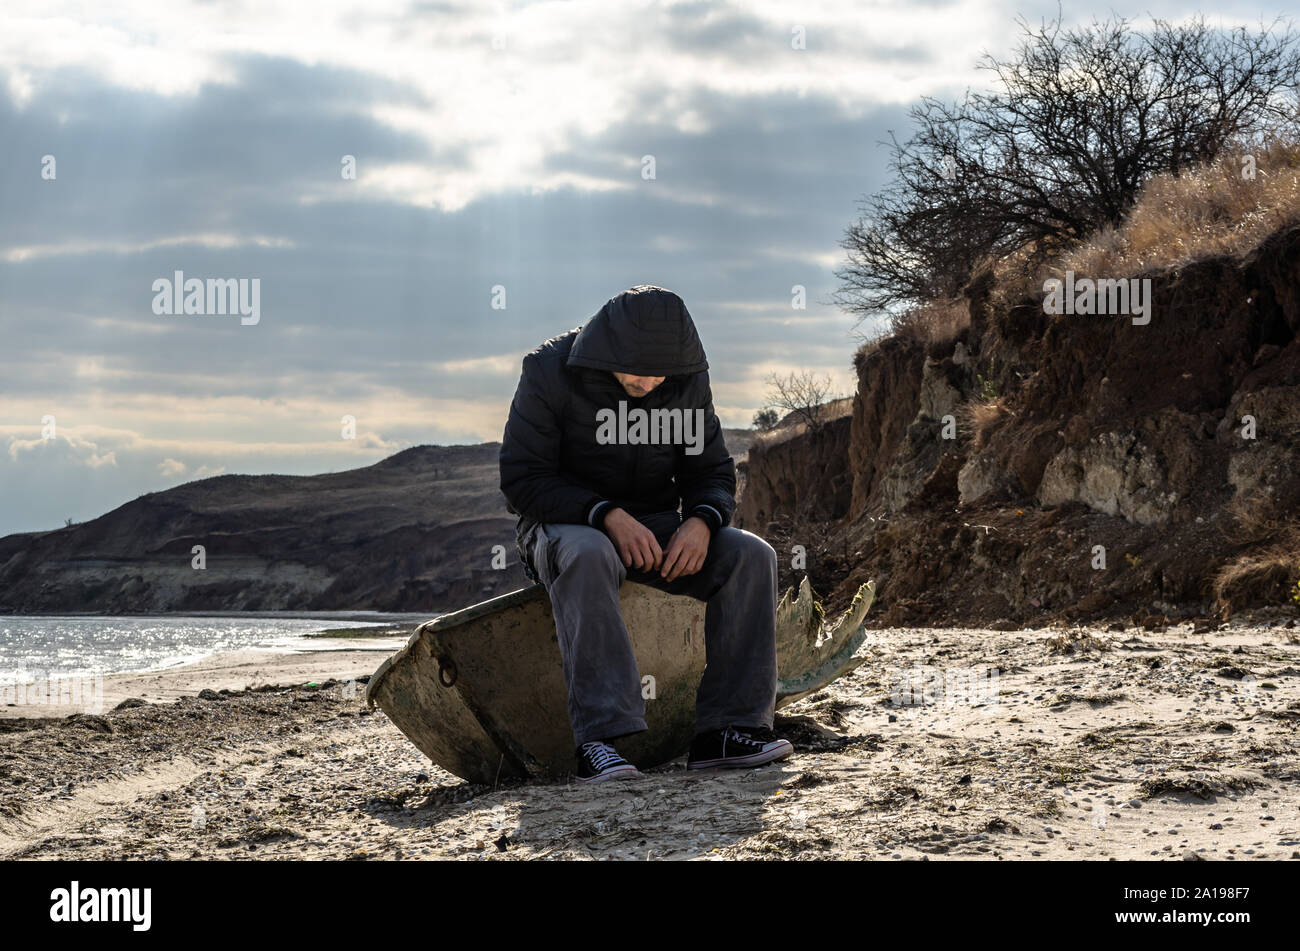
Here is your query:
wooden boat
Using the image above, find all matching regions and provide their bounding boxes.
[365,576,875,784]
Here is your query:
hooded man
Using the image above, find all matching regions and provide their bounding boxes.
[499,285,793,782]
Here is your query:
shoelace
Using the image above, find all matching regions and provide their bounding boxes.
[722,727,761,751]
[580,741,625,771]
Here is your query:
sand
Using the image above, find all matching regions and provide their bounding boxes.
[0,641,406,719]
[1,620,1298,860]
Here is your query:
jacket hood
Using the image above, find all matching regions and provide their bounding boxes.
[566,285,708,376]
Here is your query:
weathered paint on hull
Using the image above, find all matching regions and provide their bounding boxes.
[366,576,874,784]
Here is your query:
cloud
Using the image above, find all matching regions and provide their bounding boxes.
[6,433,118,468]
[1,0,1281,537]
[2,233,296,265]
[355,432,403,452]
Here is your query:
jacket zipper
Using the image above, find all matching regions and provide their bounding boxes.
[624,444,635,508]
[601,373,680,514]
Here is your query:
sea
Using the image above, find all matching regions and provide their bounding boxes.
[0,613,428,686]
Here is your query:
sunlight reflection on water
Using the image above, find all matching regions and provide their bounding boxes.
[0,616,400,683]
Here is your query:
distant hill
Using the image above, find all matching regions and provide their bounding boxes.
[0,430,756,614]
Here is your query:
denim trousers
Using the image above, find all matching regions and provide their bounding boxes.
[521,509,779,746]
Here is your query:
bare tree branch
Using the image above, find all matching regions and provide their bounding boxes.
[833,13,1300,330]
[763,371,842,433]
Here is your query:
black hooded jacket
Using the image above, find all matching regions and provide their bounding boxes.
[499,286,736,581]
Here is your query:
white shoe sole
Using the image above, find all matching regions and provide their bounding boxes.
[687,740,793,770]
[577,765,641,783]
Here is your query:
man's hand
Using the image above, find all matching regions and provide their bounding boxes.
[659,516,710,581]
[602,508,663,571]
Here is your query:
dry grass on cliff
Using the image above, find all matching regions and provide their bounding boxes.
[959,396,1012,450]
[855,298,971,364]
[1222,494,1296,547]
[889,298,971,347]
[1213,545,1300,616]
[1069,139,1300,272]
[993,139,1300,306]
[1213,495,1300,615]
[861,140,1300,339]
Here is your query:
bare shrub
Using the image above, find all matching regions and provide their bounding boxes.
[763,371,844,434]
[834,14,1300,326]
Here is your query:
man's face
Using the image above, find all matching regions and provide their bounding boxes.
[612,371,666,397]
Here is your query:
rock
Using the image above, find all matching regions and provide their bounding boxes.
[957,452,1003,505]
[1214,666,1250,680]
[112,697,149,711]
[1037,431,1178,525]
[1226,443,1292,498]
[916,356,964,422]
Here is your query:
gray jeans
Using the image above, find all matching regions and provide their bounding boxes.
[522,509,778,746]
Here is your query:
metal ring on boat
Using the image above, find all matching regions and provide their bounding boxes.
[437,657,458,688]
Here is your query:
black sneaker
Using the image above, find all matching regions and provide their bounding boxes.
[687,726,793,770]
[575,740,641,783]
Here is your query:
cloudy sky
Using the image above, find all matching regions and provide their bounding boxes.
[0,0,1275,536]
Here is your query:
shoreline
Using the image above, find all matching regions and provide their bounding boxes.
[0,639,410,721]
[1,619,1297,860]
[0,611,432,621]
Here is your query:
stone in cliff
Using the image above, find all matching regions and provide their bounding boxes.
[1037,430,1178,525]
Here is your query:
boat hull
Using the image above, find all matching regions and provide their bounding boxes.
[366,576,873,784]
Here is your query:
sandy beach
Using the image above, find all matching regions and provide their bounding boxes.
[0,639,409,720]
[2,619,1298,861]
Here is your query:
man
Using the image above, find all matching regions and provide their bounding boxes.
[499,285,794,782]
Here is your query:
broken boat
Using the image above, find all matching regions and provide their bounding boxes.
[366,576,875,784]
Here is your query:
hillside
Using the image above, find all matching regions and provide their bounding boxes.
[738,166,1300,625]
[0,430,756,614]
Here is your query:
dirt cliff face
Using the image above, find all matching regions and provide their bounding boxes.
[736,412,853,530]
[849,338,928,517]
[747,224,1300,625]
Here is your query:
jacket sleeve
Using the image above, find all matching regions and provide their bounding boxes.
[499,352,608,525]
[674,370,736,527]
